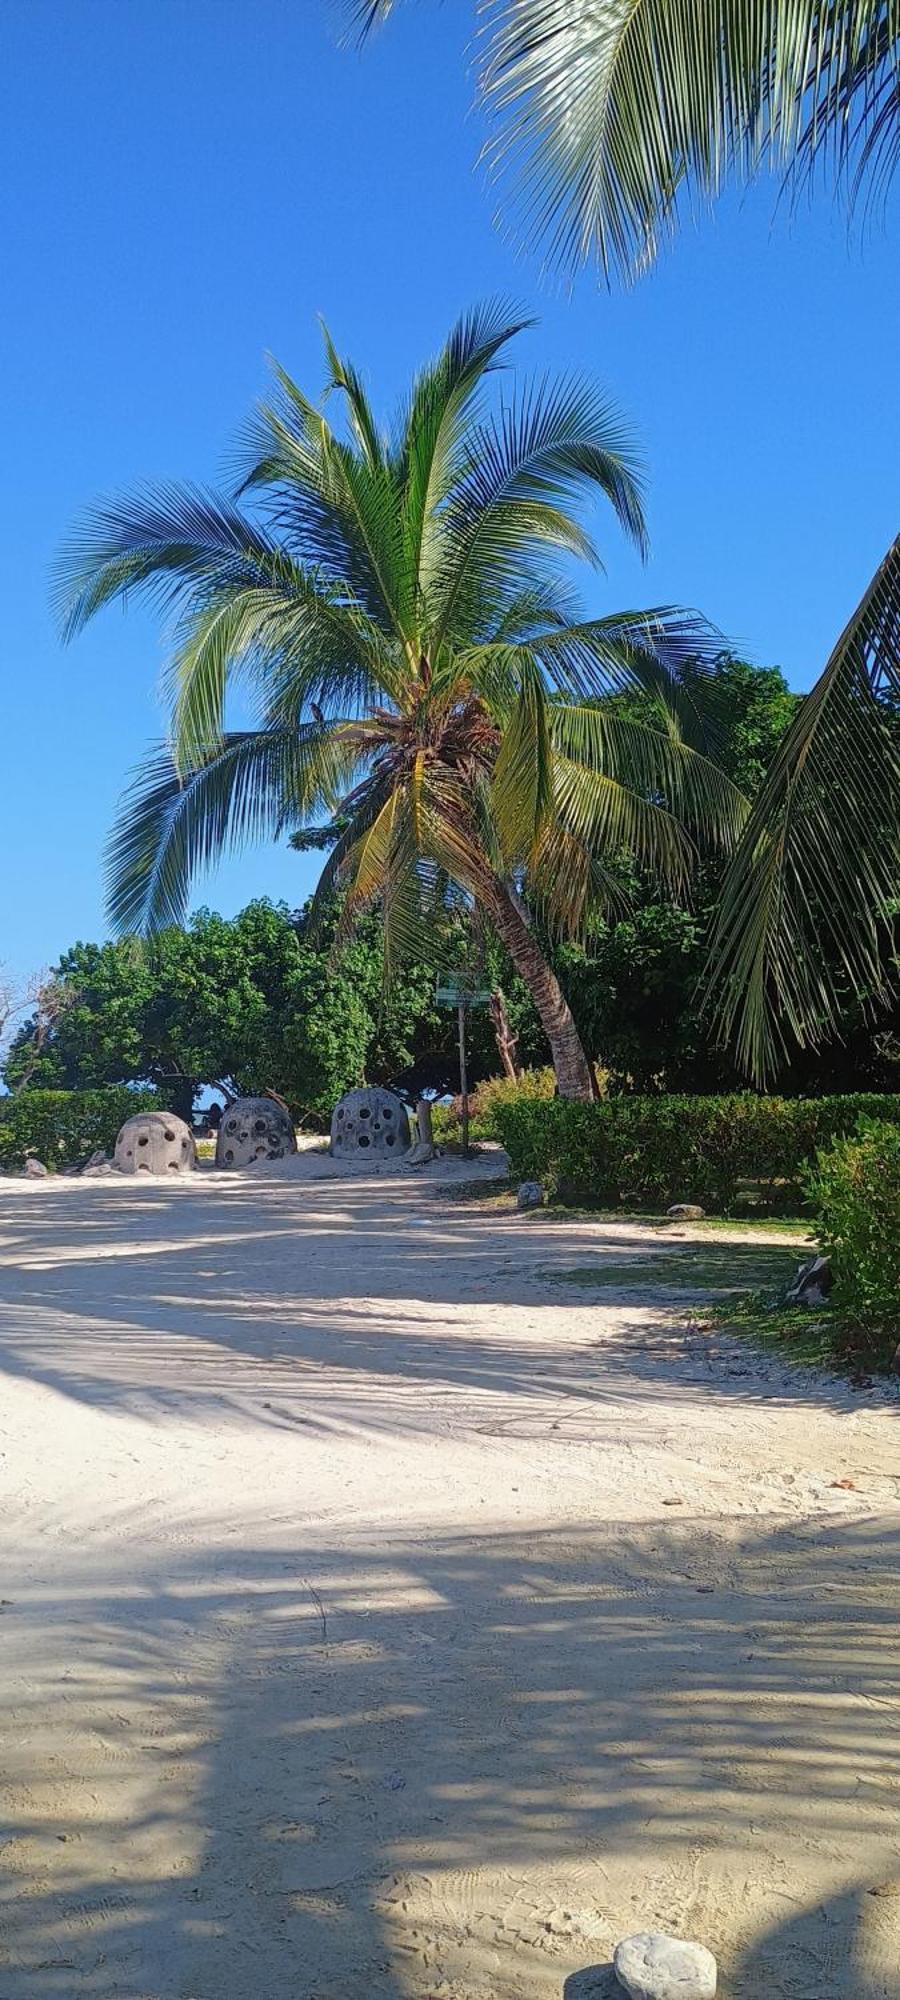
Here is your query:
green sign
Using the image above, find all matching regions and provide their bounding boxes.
[435,979,492,1008]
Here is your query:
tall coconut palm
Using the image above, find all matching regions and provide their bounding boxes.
[357,1,900,1084]
[57,307,744,1100]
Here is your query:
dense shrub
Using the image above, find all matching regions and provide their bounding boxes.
[492,1092,900,1213]
[806,1120,900,1366]
[0,1087,161,1172]
[432,1066,561,1146]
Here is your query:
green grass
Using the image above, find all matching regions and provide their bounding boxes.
[695,1291,875,1376]
[540,1245,802,1293]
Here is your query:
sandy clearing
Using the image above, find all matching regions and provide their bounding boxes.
[0,1164,897,2000]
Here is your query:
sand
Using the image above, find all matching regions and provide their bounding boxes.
[0,1156,898,1999]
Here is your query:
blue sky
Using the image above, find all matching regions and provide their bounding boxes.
[0,0,897,985]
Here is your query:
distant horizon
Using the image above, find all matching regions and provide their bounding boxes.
[1,0,896,986]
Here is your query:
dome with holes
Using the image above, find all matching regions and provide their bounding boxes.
[330,1086,412,1160]
[114,1112,197,1175]
[214,1095,297,1169]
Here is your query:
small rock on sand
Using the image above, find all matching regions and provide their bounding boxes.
[614,1930,717,1999]
[667,1204,705,1220]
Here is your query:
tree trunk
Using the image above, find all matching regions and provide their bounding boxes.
[489,988,521,1081]
[479,875,595,1101]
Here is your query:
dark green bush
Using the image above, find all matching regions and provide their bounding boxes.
[806,1120,900,1366]
[0,1087,161,1172]
[493,1092,900,1213]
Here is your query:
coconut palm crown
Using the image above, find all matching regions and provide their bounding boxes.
[57,307,745,1099]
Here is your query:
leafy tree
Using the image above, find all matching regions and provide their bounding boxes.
[3,901,441,1123]
[56,307,743,1100]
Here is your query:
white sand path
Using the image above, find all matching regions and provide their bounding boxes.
[0,1160,898,1999]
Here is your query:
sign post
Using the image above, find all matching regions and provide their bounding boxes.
[435,975,492,1158]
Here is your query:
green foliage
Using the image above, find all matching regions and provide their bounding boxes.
[493,1092,900,1213]
[806,1120,900,1365]
[0,1087,160,1173]
[432,1064,558,1145]
[2,899,491,1125]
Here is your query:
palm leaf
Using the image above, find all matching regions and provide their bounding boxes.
[482,1,900,281]
[704,534,900,1081]
[106,724,351,933]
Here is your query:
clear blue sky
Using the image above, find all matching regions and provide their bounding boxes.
[0,0,896,985]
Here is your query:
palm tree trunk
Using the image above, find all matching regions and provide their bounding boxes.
[479,874,595,1101]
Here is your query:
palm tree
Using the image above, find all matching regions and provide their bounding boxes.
[356,1,900,1084]
[57,307,744,1100]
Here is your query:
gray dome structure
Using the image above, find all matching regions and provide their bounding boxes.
[330,1087,411,1160]
[114,1112,196,1175]
[215,1096,297,1169]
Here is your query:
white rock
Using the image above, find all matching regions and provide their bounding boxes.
[24,1156,49,1178]
[516,1180,544,1211]
[667,1203,705,1220]
[614,1931,716,2000]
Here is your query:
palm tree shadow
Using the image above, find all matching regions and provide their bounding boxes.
[730,1882,899,1998]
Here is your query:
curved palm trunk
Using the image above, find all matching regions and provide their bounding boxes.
[480,874,595,1101]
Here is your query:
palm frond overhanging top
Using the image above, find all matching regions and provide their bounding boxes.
[354,2,900,283]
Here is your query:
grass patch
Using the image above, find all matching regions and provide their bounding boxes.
[696,1290,887,1380]
[541,1245,802,1294]
[532,1204,813,1238]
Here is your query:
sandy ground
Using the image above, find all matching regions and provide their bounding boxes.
[0,1155,898,2000]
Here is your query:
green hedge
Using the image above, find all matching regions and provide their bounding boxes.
[0,1087,161,1172]
[493,1092,900,1213]
[806,1120,900,1366]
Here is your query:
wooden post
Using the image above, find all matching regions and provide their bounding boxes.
[457,998,470,1157]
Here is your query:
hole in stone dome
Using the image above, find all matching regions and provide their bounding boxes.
[164,1130,176,1142]
[137,1163,151,1172]
[383,1106,393,1119]
[360,1107,371,1119]
[167,1162,178,1172]
[253,1119,267,1135]
[358,1133,370,1147]
[226,1119,237,1134]
[386,1134,395,1146]
[225,1148,234,1163]
[138,1135,149,1147]
[337,1107,344,1119]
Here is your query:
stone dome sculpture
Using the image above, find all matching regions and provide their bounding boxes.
[215,1095,297,1169]
[330,1086,411,1160]
[114,1112,197,1175]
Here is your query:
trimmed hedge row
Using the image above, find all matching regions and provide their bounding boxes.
[0,1087,161,1172]
[492,1091,900,1213]
[806,1120,900,1366]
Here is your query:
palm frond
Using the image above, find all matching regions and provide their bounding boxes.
[54,483,293,639]
[237,358,407,632]
[480,0,900,282]
[704,534,900,1081]
[490,657,553,861]
[430,372,648,645]
[106,723,353,934]
[549,703,749,851]
[393,301,534,616]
